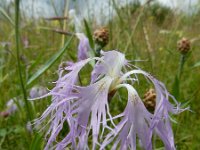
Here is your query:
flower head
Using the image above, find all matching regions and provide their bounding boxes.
[93,27,109,48]
[177,37,191,54]
[33,34,185,150]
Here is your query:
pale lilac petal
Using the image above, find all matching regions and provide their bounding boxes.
[73,76,113,149]
[29,86,48,99]
[34,49,185,150]
[101,84,153,150]
[76,33,90,61]
[155,117,175,150]
[120,69,184,149]
[91,50,127,83]
[34,58,93,149]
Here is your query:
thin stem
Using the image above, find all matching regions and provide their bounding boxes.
[94,43,102,57]
[178,54,186,79]
[61,0,69,47]
[143,26,154,72]
[15,0,32,120]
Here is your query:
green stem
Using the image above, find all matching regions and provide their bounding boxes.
[178,54,186,79]
[15,0,32,120]
[94,44,102,57]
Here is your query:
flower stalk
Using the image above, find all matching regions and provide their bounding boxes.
[178,54,186,79]
[177,37,191,79]
[15,0,32,120]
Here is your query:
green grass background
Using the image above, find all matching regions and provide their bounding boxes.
[0,1,200,150]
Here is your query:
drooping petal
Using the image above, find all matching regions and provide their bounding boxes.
[155,116,175,150]
[51,76,114,150]
[119,69,183,149]
[33,58,94,149]
[70,76,114,149]
[101,84,153,150]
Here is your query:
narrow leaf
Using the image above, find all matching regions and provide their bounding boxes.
[172,75,180,99]
[84,19,94,49]
[29,133,44,150]
[193,61,200,68]
[0,7,15,26]
[27,36,73,86]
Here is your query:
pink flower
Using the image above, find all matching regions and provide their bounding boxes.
[33,40,185,149]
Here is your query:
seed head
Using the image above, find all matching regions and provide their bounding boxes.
[177,37,191,54]
[0,111,10,118]
[143,88,156,112]
[93,27,109,47]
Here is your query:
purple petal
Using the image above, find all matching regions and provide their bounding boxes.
[101,84,153,150]
[76,33,90,61]
[91,50,127,83]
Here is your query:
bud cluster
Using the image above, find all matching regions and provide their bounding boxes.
[143,89,156,111]
[177,37,191,54]
[93,27,109,48]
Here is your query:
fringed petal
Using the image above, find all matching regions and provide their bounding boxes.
[101,84,153,150]
[91,50,126,83]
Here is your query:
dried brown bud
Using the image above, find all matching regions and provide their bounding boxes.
[0,111,10,118]
[93,27,109,47]
[177,37,191,54]
[143,89,156,112]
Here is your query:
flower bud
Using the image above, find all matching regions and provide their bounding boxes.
[143,89,156,112]
[177,37,191,54]
[93,27,109,48]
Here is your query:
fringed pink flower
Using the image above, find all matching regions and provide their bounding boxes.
[32,34,185,150]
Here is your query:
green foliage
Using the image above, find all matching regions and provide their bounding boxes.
[0,1,200,149]
[146,2,174,26]
[26,36,73,86]
[193,60,200,68]
[84,19,94,49]
[29,133,44,150]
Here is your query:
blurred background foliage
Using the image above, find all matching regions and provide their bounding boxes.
[0,0,200,149]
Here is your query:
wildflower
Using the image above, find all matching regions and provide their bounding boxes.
[0,98,23,118]
[6,99,18,114]
[33,34,185,150]
[177,37,191,54]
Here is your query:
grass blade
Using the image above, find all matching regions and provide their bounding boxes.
[0,7,15,26]
[29,133,44,150]
[193,61,200,68]
[26,36,73,86]
[172,75,180,99]
[15,0,32,120]
[84,19,94,49]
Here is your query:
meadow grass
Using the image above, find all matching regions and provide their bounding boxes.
[0,2,200,150]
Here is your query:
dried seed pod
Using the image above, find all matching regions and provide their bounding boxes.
[93,27,109,47]
[143,88,156,112]
[177,37,191,54]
